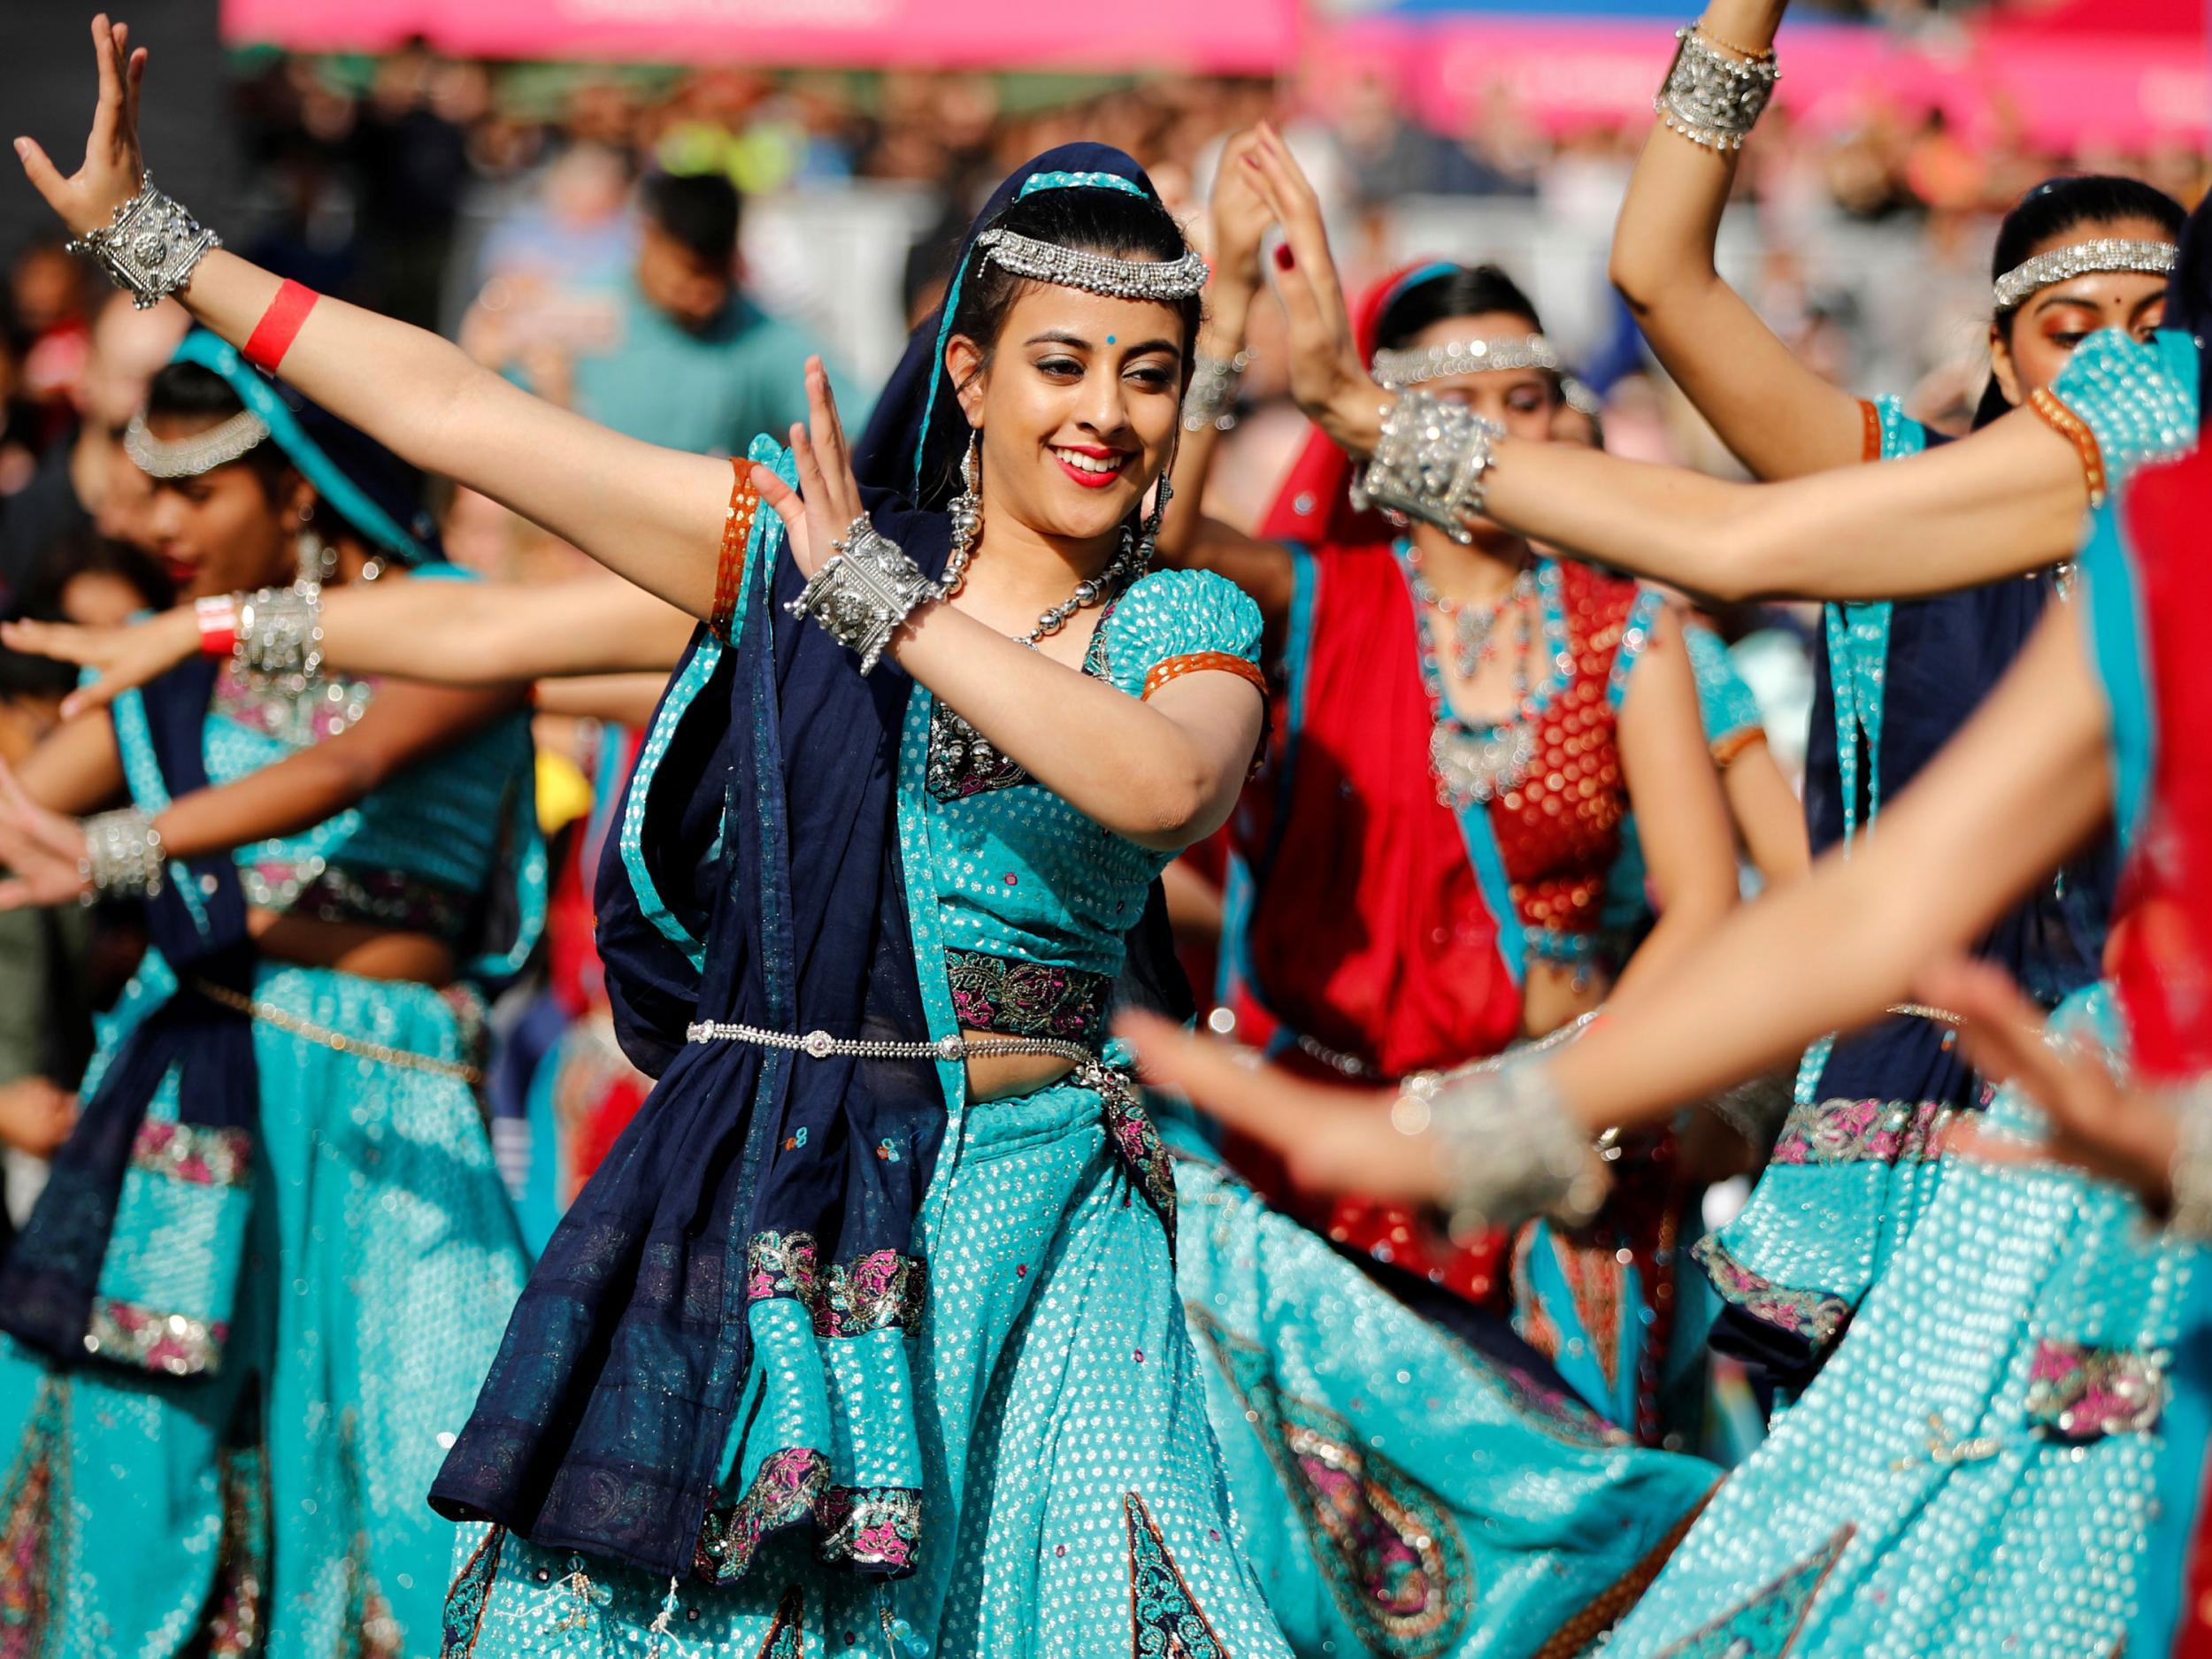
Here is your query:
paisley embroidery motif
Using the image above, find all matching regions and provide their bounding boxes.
[1190,1311,1468,1657]
[943,948,1110,1043]
[1652,1525,1853,1659]
[745,1232,822,1304]
[440,1526,506,1657]
[1125,1491,1228,1659]
[1095,1071,1178,1246]
[2024,1340,2167,1440]
[695,1448,832,1584]
[816,1486,923,1573]
[1769,1098,1951,1167]
[820,1253,926,1340]
[1691,1234,1853,1350]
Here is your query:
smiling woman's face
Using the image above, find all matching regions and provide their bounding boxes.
[1989,217,2171,407]
[947,284,1187,546]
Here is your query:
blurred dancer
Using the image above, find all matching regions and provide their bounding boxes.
[0,334,543,1655]
[1609,0,2179,1396]
[1130,110,2208,1659]
[1163,129,1740,1442]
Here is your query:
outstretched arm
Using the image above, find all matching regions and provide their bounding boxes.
[16,19,732,617]
[0,679,522,909]
[1240,127,2090,603]
[1608,1,1869,480]
[1125,604,2111,1201]
[6,572,695,718]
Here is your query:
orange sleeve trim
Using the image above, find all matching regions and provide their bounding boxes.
[1141,651,1269,702]
[1857,398,1883,465]
[710,458,762,641]
[1709,727,1767,770]
[2028,387,2109,509]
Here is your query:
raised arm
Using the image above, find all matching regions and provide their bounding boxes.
[6,572,696,718]
[1607,1,1869,479]
[1155,127,1296,633]
[1240,128,2093,602]
[1125,603,2112,1200]
[16,19,732,618]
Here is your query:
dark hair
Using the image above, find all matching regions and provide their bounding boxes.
[144,362,296,502]
[1373,263,1546,353]
[1,527,173,701]
[2174,193,2212,428]
[936,184,1202,494]
[1971,174,2185,429]
[642,171,741,270]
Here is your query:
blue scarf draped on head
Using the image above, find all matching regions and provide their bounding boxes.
[432,143,1184,1582]
[0,332,434,1379]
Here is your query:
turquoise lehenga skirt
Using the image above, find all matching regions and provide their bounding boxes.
[0,960,529,1658]
[444,1064,1295,1659]
[1601,985,2212,1659]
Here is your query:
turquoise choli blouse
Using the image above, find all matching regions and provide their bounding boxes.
[111,572,546,982]
[924,568,1262,1041]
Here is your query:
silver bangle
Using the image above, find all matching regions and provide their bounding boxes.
[235,585,324,685]
[2168,1079,2212,1240]
[1349,390,1502,547]
[65,173,222,311]
[1654,27,1779,152]
[1181,350,1251,433]
[1391,1057,1607,1240]
[80,806,166,902]
[784,517,940,676]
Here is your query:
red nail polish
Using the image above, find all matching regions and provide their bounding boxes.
[1273,243,1295,272]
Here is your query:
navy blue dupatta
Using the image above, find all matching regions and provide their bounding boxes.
[433,145,1175,1582]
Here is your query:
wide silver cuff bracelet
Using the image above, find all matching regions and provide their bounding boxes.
[66,173,222,311]
[80,805,166,902]
[1654,27,1778,152]
[1350,390,1502,547]
[2169,1078,2212,1241]
[1393,1057,1607,1240]
[236,585,324,685]
[784,517,940,675]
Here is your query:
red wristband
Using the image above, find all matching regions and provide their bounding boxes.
[242,280,320,373]
[195,595,238,657]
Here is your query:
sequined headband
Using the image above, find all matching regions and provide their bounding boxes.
[1371,334,1563,390]
[974,228,1210,303]
[1993,238,2177,313]
[122,407,273,479]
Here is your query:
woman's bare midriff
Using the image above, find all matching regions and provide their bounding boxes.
[246,909,456,986]
[1519,960,1611,1041]
[962,1031,1079,1103]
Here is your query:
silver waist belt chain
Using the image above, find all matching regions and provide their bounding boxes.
[685,1020,1095,1069]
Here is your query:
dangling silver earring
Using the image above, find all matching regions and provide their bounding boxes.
[293,509,335,590]
[942,431,982,595]
[1133,470,1172,573]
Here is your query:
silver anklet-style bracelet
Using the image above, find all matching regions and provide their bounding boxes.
[1181,351,1251,434]
[66,173,222,310]
[1655,27,1778,152]
[80,806,166,902]
[236,585,325,684]
[1350,390,1502,547]
[2168,1078,2212,1240]
[785,517,941,675]
[1391,1058,1607,1240]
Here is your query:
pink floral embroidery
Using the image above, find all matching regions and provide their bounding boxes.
[1689,1237,1851,1348]
[2025,1340,2165,1440]
[131,1120,253,1188]
[1770,1098,1950,1167]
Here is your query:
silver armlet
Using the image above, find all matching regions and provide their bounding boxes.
[784,517,940,676]
[235,585,325,686]
[1654,27,1779,152]
[1349,390,1502,547]
[1181,350,1251,434]
[80,806,166,903]
[2168,1079,2212,1241]
[65,173,222,311]
[1393,1058,1608,1240]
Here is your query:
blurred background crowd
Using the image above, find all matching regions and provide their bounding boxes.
[0,0,2201,1210]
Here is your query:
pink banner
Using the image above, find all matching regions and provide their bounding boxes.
[219,0,1302,73]
[1311,17,2209,150]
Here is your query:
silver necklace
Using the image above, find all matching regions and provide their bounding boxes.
[1405,552,1535,680]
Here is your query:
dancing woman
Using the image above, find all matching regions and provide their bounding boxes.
[1164,134,1740,1441]
[0,333,544,1654]
[1604,0,2180,1391]
[1130,162,2209,1658]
